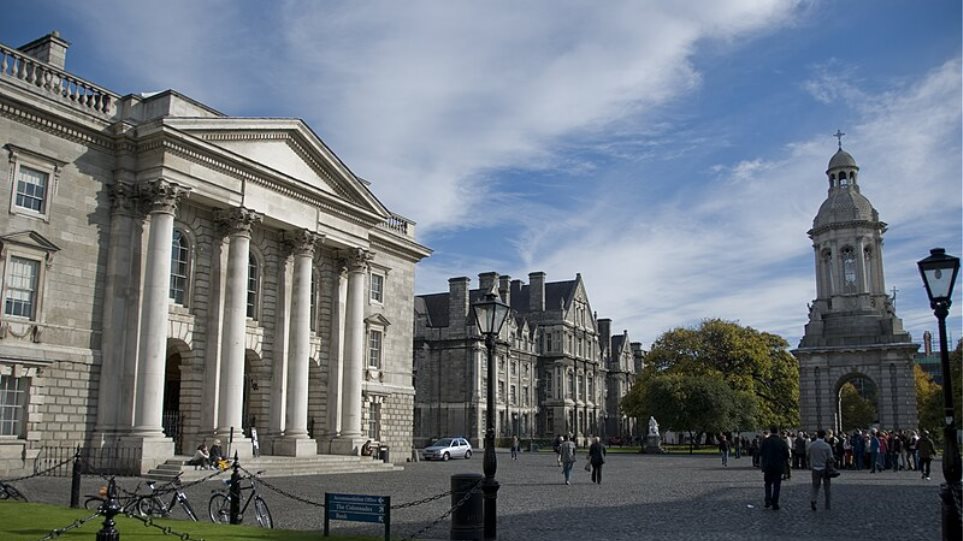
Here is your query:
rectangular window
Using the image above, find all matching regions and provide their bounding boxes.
[498,381,504,402]
[367,402,382,440]
[510,384,517,405]
[568,373,575,397]
[0,375,27,437]
[246,257,259,319]
[15,165,48,213]
[510,361,516,376]
[523,386,529,406]
[368,329,383,369]
[5,257,39,319]
[369,273,384,303]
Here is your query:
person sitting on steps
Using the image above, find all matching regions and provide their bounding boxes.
[188,443,211,470]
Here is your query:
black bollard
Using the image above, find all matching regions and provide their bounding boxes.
[229,451,241,524]
[69,446,82,508]
[96,478,121,541]
[450,473,483,541]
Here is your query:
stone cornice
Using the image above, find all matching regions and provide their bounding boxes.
[0,93,113,150]
[369,228,432,263]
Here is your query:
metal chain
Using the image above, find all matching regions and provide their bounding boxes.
[124,510,207,541]
[35,511,101,541]
[0,480,28,501]
[237,465,325,507]
[391,489,452,510]
[2,456,74,483]
[399,478,483,541]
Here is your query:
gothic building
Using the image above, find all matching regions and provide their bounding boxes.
[793,142,917,432]
[0,32,430,473]
[413,271,641,446]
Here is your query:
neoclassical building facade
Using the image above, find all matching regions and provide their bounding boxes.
[0,32,429,472]
[413,271,641,446]
[793,143,917,432]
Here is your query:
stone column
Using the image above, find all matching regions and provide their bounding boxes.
[276,229,320,456]
[131,180,189,438]
[331,247,371,455]
[322,266,347,449]
[214,207,262,452]
[94,183,142,439]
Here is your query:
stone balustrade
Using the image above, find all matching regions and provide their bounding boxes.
[0,43,119,117]
[379,213,416,238]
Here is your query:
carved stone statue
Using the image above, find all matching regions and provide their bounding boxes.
[648,416,659,437]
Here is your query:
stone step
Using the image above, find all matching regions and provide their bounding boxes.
[146,455,402,482]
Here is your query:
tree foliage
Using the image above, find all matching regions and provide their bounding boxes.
[915,364,943,438]
[623,318,798,432]
[838,382,876,431]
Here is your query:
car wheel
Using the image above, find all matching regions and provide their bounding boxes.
[442,452,450,461]
[464,450,472,459]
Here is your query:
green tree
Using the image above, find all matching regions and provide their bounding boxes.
[915,364,943,438]
[838,382,876,431]
[626,318,799,430]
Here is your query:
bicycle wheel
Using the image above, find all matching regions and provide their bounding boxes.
[208,493,231,523]
[180,497,198,521]
[0,482,27,502]
[253,496,273,528]
[83,497,104,511]
[137,496,163,518]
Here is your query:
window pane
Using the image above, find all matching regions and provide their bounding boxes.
[169,230,189,304]
[0,375,27,437]
[4,257,39,319]
[370,273,384,303]
[247,256,258,318]
[368,330,383,368]
[15,166,47,213]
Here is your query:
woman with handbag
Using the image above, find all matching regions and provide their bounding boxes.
[588,437,606,485]
[806,429,834,511]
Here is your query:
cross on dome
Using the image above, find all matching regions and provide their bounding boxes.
[833,129,846,149]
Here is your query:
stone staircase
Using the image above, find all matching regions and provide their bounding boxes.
[146,454,403,482]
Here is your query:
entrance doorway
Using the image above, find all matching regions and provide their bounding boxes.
[836,375,879,432]
[163,351,184,454]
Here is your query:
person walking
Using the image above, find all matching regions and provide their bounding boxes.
[559,435,577,485]
[553,434,563,467]
[588,437,606,485]
[510,435,520,461]
[807,429,834,511]
[719,434,730,467]
[759,425,790,510]
[918,430,935,480]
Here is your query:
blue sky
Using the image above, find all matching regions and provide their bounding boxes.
[2,0,960,348]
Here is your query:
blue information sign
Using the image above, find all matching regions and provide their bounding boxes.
[324,493,391,541]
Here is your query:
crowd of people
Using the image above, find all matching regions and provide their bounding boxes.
[738,427,936,479]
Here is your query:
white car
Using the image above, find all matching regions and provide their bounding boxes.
[422,437,473,461]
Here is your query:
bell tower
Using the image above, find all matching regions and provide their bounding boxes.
[793,135,918,432]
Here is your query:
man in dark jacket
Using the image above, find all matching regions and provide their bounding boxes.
[759,425,790,510]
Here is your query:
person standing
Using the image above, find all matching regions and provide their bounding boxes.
[807,429,834,511]
[759,425,790,510]
[869,430,881,473]
[510,435,520,461]
[918,430,935,480]
[588,437,606,485]
[719,435,730,467]
[559,435,577,485]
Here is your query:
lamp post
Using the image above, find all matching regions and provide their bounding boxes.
[917,247,962,541]
[471,291,510,541]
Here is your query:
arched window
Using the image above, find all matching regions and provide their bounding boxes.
[839,171,849,187]
[842,247,857,287]
[169,229,190,305]
[310,270,318,333]
[247,254,260,319]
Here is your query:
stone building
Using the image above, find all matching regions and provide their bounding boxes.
[598,321,643,441]
[793,143,917,432]
[414,271,635,446]
[0,32,430,473]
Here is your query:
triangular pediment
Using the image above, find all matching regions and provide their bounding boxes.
[364,313,392,328]
[166,118,387,218]
[0,231,60,254]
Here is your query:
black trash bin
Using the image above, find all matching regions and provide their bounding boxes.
[450,473,483,540]
[379,447,390,463]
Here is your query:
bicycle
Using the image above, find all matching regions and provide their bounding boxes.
[137,472,198,521]
[0,480,27,502]
[83,480,147,514]
[208,470,272,528]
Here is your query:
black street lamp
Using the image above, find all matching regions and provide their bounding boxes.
[471,291,511,541]
[917,247,962,541]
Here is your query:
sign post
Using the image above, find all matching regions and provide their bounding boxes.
[324,493,390,541]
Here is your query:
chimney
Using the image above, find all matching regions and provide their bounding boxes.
[631,342,645,371]
[511,279,523,303]
[923,331,933,355]
[528,272,546,312]
[449,277,470,330]
[597,318,612,349]
[498,275,511,306]
[478,272,498,296]
[18,31,70,70]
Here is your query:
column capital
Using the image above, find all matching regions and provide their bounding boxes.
[341,247,373,273]
[109,182,140,215]
[140,179,190,215]
[283,229,322,257]
[215,206,263,237]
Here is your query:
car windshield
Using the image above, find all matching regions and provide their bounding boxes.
[431,438,454,447]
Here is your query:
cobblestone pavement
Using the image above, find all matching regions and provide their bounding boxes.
[7,450,944,540]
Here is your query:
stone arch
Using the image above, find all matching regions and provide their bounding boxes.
[163,338,192,454]
[834,371,880,432]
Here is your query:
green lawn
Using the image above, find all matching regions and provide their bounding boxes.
[0,502,377,541]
